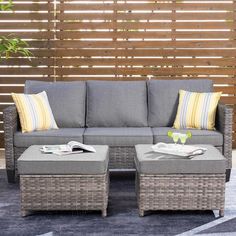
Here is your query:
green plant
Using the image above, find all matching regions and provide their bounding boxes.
[0,0,32,60]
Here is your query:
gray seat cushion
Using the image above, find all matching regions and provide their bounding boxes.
[147,79,213,127]
[84,127,153,146]
[14,128,84,147]
[135,144,226,174]
[24,80,86,128]
[17,145,109,175]
[152,127,223,146]
[86,81,148,127]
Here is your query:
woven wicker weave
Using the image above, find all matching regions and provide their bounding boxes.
[109,146,136,169]
[136,173,225,217]
[20,172,109,217]
[3,104,233,183]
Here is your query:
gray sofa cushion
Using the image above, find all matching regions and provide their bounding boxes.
[86,81,148,127]
[147,79,213,127]
[152,127,223,146]
[84,127,153,146]
[14,128,84,147]
[24,80,86,128]
[17,145,109,175]
[135,144,226,174]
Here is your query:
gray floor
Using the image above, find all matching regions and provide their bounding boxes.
[0,170,236,236]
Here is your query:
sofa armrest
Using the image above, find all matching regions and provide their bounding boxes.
[216,103,233,169]
[3,105,19,182]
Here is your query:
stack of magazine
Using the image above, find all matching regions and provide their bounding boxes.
[40,141,96,156]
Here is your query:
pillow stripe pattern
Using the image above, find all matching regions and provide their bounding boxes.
[12,91,58,133]
[174,90,222,130]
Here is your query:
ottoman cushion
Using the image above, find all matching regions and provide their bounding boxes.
[135,144,226,174]
[18,145,109,175]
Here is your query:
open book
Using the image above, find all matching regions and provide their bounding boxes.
[41,141,96,156]
[152,143,207,158]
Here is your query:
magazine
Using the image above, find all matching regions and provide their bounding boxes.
[40,141,96,156]
[151,143,207,158]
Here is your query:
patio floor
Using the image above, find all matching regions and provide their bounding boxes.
[0,169,236,236]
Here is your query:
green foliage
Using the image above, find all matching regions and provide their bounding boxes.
[0,0,32,60]
[0,35,32,59]
[0,0,13,11]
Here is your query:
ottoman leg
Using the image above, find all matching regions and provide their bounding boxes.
[139,209,145,217]
[21,210,30,217]
[219,209,224,217]
[102,209,107,217]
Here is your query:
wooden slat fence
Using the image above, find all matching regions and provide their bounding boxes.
[0,0,236,148]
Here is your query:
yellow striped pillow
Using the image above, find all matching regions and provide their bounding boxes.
[12,91,58,133]
[173,90,222,130]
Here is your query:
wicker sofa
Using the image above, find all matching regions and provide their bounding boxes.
[3,79,233,183]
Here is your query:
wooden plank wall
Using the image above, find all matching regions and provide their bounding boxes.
[0,0,236,148]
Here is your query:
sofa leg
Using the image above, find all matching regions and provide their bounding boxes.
[102,208,107,217]
[6,169,15,183]
[219,209,224,217]
[226,169,231,182]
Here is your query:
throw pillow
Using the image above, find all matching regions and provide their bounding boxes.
[12,91,58,133]
[173,90,222,130]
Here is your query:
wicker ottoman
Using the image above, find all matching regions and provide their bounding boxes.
[17,145,109,217]
[135,145,226,217]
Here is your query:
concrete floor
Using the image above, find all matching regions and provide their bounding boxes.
[0,149,236,169]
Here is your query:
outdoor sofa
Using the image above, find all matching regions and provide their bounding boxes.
[3,79,233,183]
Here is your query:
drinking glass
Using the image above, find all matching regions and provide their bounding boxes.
[180,134,187,146]
[172,133,179,146]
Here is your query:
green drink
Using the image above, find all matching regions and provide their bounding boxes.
[172,133,179,145]
[180,134,187,145]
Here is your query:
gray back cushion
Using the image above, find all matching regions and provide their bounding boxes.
[86,81,148,127]
[24,80,86,128]
[147,79,213,127]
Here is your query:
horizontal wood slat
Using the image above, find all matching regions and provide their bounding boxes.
[58,3,236,11]
[57,22,236,30]
[55,68,236,75]
[56,77,236,84]
[51,49,236,57]
[58,12,236,21]
[56,31,236,39]
[0,0,236,148]
[56,58,236,67]
[43,40,236,49]
[0,77,54,84]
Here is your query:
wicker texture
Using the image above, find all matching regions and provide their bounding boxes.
[109,146,136,169]
[136,173,225,216]
[20,173,109,217]
[216,103,233,169]
[3,103,232,182]
[3,106,19,174]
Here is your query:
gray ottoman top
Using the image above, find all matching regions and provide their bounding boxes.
[17,145,109,175]
[135,145,226,174]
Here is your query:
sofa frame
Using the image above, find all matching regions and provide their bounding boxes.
[3,103,233,183]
